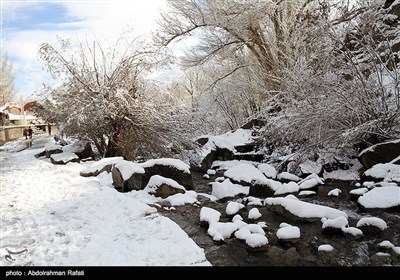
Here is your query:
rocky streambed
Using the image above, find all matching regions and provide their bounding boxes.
[159,172,400,266]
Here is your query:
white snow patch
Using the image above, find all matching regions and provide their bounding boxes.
[200,207,221,224]
[207,169,216,176]
[274,182,300,196]
[277,226,301,240]
[298,191,316,197]
[144,175,186,194]
[358,186,400,209]
[318,245,334,252]
[342,227,363,236]
[207,222,238,241]
[248,208,262,220]
[226,202,245,216]
[357,217,388,231]
[50,152,79,163]
[140,158,190,174]
[81,157,124,175]
[115,160,145,181]
[350,188,369,196]
[212,160,258,171]
[232,214,243,222]
[224,163,269,185]
[245,234,268,248]
[364,163,400,182]
[277,172,301,182]
[328,188,342,197]
[378,240,394,249]
[258,163,277,179]
[211,179,249,200]
[299,160,322,175]
[322,216,348,229]
[265,197,348,219]
[243,197,263,206]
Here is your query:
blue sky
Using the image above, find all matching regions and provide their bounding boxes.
[1,0,168,101]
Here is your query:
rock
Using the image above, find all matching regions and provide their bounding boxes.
[80,157,124,177]
[50,153,80,165]
[197,148,235,172]
[147,182,185,199]
[241,119,266,130]
[142,162,194,190]
[248,184,275,198]
[70,141,94,160]
[34,149,46,158]
[45,145,63,158]
[358,139,400,169]
[112,165,145,193]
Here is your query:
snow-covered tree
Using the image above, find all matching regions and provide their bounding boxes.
[0,51,16,103]
[37,36,188,159]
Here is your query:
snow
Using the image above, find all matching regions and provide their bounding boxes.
[322,216,348,229]
[274,182,300,196]
[115,160,145,181]
[226,202,245,216]
[378,241,394,249]
[215,177,225,183]
[203,174,210,179]
[234,224,265,241]
[356,217,388,231]
[201,129,254,155]
[207,169,216,176]
[258,163,277,179]
[342,227,363,236]
[232,214,243,222]
[140,158,191,174]
[323,170,360,181]
[298,191,316,197]
[245,234,268,248]
[81,157,124,175]
[224,163,269,185]
[350,188,369,196]
[200,207,221,224]
[207,222,238,241]
[376,252,391,257]
[299,160,322,175]
[165,191,199,207]
[143,175,186,195]
[364,163,400,182]
[328,188,342,197]
[0,136,210,266]
[45,143,63,151]
[243,196,263,206]
[248,208,262,220]
[358,186,400,209]
[50,152,79,163]
[265,197,348,219]
[211,179,249,200]
[211,160,257,171]
[277,226,301,240]
[277,172,301,182]
[377,240,400,255]
[318,245,334,252]
[299,178,322,190]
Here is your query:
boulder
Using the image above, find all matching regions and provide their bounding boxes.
[249,184,276,198]
[70,141,94,160]
[50,153,80,165]
[45,144,63,158]
[142,159,194,190]
[197,148,234,172]
[144,178,186,199]
[80,157,124,177]
[111,163,145,193]
[358,139,400,169]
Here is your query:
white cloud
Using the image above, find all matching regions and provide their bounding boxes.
[2,0,168,99]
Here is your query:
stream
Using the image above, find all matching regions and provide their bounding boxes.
[159,172,400,266]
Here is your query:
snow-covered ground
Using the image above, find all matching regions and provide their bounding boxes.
[0,135,210,266]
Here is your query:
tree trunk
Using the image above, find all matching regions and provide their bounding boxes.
[105,121,124,158]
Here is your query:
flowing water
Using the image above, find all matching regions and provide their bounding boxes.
[159,172,400,266]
